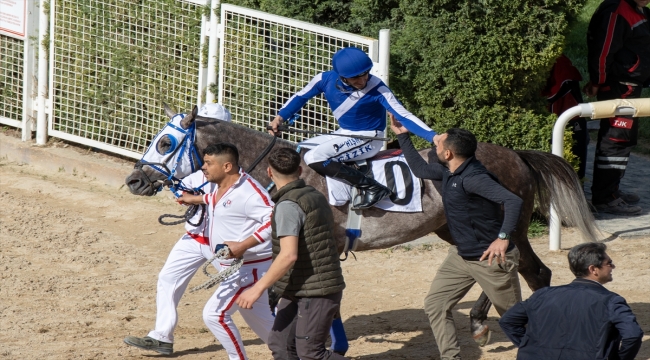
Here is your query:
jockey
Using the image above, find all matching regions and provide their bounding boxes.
[269,46,439,210]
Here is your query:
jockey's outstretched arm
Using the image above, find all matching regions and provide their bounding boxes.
[377,87,436,142]
[271,74,325,132]
[396,133,445,181]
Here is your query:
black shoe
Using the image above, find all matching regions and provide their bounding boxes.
[124,336,173,355]
[352,185,392,210]
[331,164,392,209]
[614,190,640,204]
[594,198,642,215]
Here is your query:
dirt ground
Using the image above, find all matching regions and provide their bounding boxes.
[1,158,649,360]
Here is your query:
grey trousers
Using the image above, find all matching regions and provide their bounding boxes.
[268,291,347,360]
[424,246,522,360]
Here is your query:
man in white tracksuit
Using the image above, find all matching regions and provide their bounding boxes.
[176,142,275,360]
[124,104,272,357]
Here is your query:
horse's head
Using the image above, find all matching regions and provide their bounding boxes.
[125,103,203,196]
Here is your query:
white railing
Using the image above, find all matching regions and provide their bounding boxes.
[4,1,388,160]
[549,98,650,250]
[0,0,38,141]
[214,4,389,143]
[46,0,205,159]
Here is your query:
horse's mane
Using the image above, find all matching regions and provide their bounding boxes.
[195,117,301,152]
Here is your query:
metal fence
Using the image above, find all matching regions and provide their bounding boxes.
[218,4,384,144]
[0,35,24,128]
[48,0,205,159]
[2,1,387,159]
[0,0,38,138]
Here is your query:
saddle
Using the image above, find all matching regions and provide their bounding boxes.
[327,149,423,212]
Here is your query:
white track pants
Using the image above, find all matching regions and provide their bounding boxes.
[147,234,218,343]
[300,129,384,165]
[203,261,274,360]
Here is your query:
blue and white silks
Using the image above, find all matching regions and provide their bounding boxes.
[278,71,436,142]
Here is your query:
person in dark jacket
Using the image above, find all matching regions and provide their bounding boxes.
[390,115,523,360]
[499,242,643,360]
[584,0,650,215]
[236,147,347,360]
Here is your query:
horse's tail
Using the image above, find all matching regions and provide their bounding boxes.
[515,150,601,242]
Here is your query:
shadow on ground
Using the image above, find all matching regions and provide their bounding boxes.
[341,302,650,359]
[342,302,515,360]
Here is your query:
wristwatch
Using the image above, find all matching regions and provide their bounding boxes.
[498,232,510,240]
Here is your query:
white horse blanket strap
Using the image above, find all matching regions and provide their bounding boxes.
[326,150,423,212]
[189,246,243,293]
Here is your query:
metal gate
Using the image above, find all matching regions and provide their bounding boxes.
[47,0,206,159]
[4,1,388,159]
[215,4,389,143]
[0,0,38,141]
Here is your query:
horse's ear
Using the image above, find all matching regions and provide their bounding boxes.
[163,102,177,119]
[180,106,198,129]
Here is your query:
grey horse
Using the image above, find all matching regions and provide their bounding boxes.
[125,104,600,346]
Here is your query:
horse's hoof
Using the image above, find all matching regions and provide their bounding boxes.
[472,325,491,347]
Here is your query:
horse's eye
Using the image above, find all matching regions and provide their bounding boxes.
[156,135,177,155]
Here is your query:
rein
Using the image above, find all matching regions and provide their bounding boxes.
[246,135,277,174]
[189,245,243,292]
[135,117,205,226]
[268,125,390,142]
[157,123,278,227]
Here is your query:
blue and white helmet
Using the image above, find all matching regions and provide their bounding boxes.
[332,47,373,78]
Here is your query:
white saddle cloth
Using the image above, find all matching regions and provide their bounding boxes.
[326,153,422,212]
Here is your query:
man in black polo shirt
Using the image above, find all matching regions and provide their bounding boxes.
[391,115,523,360]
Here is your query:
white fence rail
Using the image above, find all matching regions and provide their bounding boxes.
[47,0,205,159]
[549,98,650,250]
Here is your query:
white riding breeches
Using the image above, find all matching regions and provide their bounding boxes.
[203,260,274,360]
[148,234,220,343]
[301,129,384,165]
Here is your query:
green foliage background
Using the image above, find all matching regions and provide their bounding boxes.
[225,0,589,151]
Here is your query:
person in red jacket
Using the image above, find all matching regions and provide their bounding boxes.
[542,54,589,179]
[584,0,650,215]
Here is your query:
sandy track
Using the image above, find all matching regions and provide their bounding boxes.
[1,159,648,359]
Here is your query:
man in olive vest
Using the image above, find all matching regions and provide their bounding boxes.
[236,147,347,360]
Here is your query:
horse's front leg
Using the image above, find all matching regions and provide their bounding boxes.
[469,292,492,346]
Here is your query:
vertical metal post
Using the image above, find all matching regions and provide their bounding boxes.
[36,0,49,145]
[549,105,589,250]
[377,29,390,86]
[196,8,208,108]
[549,101,642,250]
[378,29,390,150]
[205,0,220,104]
[21,0,38,141]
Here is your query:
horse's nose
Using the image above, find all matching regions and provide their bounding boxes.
[125,173,146,194]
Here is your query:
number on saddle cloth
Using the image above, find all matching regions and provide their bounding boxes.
[327,149,422,212]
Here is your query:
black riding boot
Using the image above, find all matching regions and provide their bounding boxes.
[309,161,393,210]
